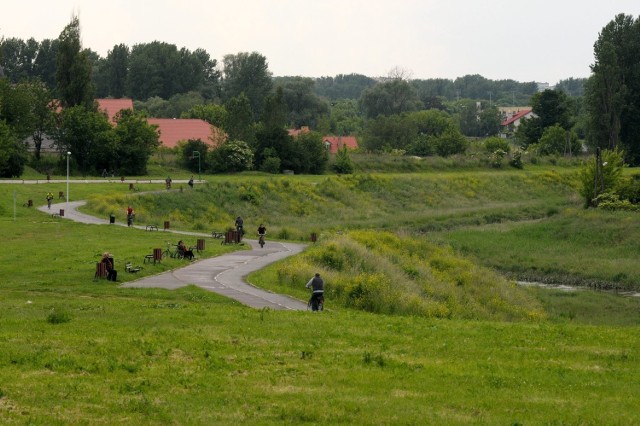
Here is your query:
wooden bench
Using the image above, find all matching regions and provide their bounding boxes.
[211,231,224,239]
[51,212,60,218]
[125,263,142,273]
[143,254,155,264]
[146,224,158,231]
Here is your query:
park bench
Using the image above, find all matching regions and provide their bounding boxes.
[125,263,142,273]
[146,224,158,231]
[51,212,60,218]
[211,231,224,239]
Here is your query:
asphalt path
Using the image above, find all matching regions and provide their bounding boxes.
[36,196,310,311]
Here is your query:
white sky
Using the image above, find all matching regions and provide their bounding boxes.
[2,0,639,84]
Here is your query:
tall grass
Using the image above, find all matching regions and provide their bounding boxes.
[82,168,579,239]
[433,207,640,290]
[251,230,545,321]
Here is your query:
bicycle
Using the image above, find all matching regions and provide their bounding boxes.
[258,233,266,248]
[162,242,177,258]
[308,291,324,312]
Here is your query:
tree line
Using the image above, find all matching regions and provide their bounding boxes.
[1,13,639,179]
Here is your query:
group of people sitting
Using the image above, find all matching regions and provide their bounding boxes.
[177,240,195,260]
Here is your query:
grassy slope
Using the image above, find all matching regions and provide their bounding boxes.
[2,168,640,424]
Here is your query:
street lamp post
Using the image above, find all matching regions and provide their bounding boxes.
[66,152,71,206]
[192,151,201,182]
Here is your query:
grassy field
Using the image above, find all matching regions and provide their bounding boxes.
[2,166,640,424]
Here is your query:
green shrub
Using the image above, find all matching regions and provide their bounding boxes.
[47,307,71,324]
[484,137,511,154]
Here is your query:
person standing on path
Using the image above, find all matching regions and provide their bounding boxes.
[188,176,194,189]
[46,192,54,209]
[306,273,325,311]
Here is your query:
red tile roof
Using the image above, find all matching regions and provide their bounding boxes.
[96,98,134,124]
[146,118,222,148]
[288,126,310,136]
[323,136,358,154]
[501,109,533,126]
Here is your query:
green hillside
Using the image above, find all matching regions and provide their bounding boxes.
[2,167,640,424]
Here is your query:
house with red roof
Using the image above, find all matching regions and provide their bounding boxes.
[97,98,134,124]
[323,136,358,154]
[501,109,535,128]
[288,127,359,153]
[96,99,224,148]
[146,118,225,148]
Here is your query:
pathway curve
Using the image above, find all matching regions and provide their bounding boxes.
[38,200,309,310]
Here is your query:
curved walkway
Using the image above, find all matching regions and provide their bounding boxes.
[38,200,309,310]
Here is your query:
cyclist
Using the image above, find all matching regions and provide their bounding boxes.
[257,223,267,247]
[235,216,244,236]
[46,192,54,209]
[305,273,324,312]
[126,206,135,227]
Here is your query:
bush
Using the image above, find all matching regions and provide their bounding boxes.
[490,149,506,168]
[578,148,625,207]
[510,149,524,169]
[333,146,354,174]
[47,307,71,324]
[260,156,281,174]
[434,129,468,157]
[484,137,511,154]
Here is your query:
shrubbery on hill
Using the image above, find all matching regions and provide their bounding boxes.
[274,231,545,321]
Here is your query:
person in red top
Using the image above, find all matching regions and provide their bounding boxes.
[126,206,134,227]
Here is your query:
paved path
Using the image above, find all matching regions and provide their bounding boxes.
[38,200,309,310]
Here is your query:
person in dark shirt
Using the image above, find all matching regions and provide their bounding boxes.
[305,273,325,311]
[101,252,117,281]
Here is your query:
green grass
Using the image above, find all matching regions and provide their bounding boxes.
[2,168,640,424]
[432,208,640,290]
[82,167,580,240]
[1,286,639,424]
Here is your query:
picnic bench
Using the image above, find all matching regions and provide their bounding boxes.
[146,224,158,231]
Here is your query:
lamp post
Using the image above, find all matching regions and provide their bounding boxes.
[66,151,71,206]
[192,150,201,182]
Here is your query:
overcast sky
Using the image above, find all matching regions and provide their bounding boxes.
[2,0,639,84]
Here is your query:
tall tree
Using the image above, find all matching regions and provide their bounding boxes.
[224,93,255,143]
[279,77,330,129]
[516,89,573,148]
[55,16,95,109]
[585,14,640,165]
[106,44,129,98]
[0,120,28,177]
[261,86,288,130]
[33,39,59,89]
[359,79,421,119]
[113,109,160,175]
[222,52,272,120]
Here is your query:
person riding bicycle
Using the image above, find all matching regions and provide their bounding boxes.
[126,206,134,227]
[306,273,324,312]
[46,192,54,209]
[235,216,244,236]
[257,224,267,247]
